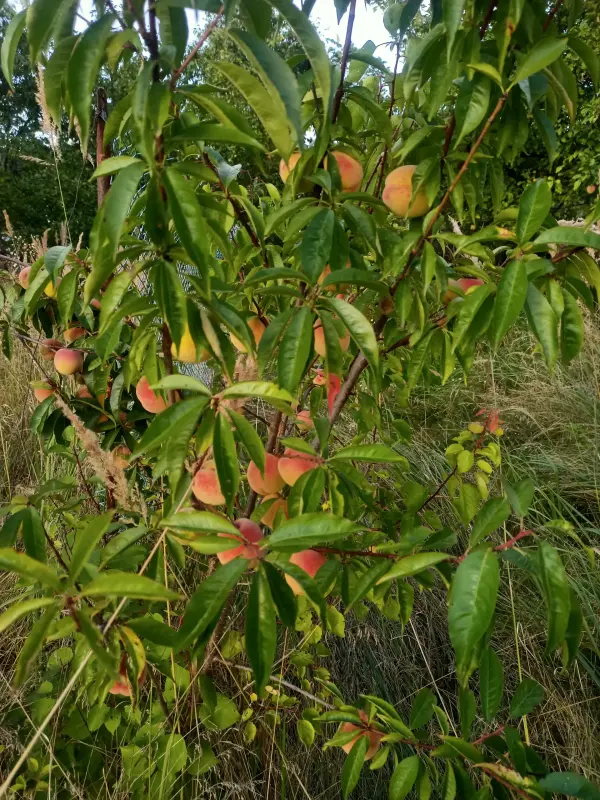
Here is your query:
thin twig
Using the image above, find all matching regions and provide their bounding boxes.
[169,6,225,90]
[331,0,357,123]
[542,0,565,31]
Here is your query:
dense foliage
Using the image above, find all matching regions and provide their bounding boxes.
[0,0,599,797]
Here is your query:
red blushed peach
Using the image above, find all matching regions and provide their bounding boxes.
[340,712,384,760]
[259,495,287,528]
[112,445,131,469]
[135,376,169,414]
[54,348,83,375]
[32,383,54,403]
[382,165,430,218]
[90,298,102,310]
[278,449,320,487]
[279,151,302,183]
[284,549,328,595]
[192,464,225,506]
[217,518,263,565]
[76,385,93,400]
[326,151,363,192]
[64,327,86,344]
[230,317,266,354]
[313,322,350,358]
[313,369,326,386]
[40,338,61,361]
[18,267,31,289]
[442,277,485,305]
[295,410,314,431]
[247,453,285,495]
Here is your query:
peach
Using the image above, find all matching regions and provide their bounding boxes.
[230,317,266,354]
[442,277,485,305]
[313,369,326,386]
[90,298,102,310]
[76,385,93,399]
[326,151,363,192]
[340,711,384,760]
[313,321,349,358]
[247,453,285,495]
[32,382,54,403]
[40,338,61,361]
[318,260,351,290]
[112,445,131,469]
[382,165,430,218]
[295,410,314,431]
[284,549,327,595]
[44,277,60,298]
[259,495,287,528]
[135,376,168,414]
[279,151,302,183]
[18,267,30,289]
[278,448,320,487]
[109,654,145,698]
[64,327,86,344]
[216,517,263,565]
[192,463,225,506]
[54,348,83,375]
[171,325,203,363]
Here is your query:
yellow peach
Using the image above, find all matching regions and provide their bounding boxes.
[326,151,363,192]
[278,448,320,487]
[192,464,225,506]
[284,549,327,595]
[54,348,83,375]
[135,376,168,414]
[247,453,285,495]
[382,165,430,218]
[230,317,266,354]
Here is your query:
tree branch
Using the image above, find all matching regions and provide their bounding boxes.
[331,0,357,124]
[169,6,225,91]
[542,0,565,31]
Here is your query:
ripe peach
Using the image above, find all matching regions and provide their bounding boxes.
[32,382,54,403]
[318,260,351,291]
[44,278,60,298]
[278,448,320,487]
[340,711,384,760]
[192,463,225,506]
[587,184,596,194]
[295,410,314,431]
[259,495,287,528]
[18,267,30,289]
[90,298,102,310]
[216,517,263,565]
[230,317,266,354]
[64,327,86,344]
[313,321,349,358]
[279,151,302,183]
[326,151,363,192]
[247,453,285,496]
[54,348,83,375]
[284,549,327,595]
[76,385,93,399]
[382,165,430,218]
[40,338,61,361]
[171,325,203,363]
[112,445,131,469]
[442,277,485,305]
[135,376,168,414]
[313,369,326,386]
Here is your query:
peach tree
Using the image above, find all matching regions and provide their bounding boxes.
[0,0,599,797]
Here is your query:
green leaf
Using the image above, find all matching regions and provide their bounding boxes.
[14,602,61,686]
[57,268,79,325]
[21,507,46,564]
[479,646,504,722]
[169,122,265,150]
[329,444,407,464]
[67,15,115,154]
[246,568,277,695]
[514,37,567,84]
[469,497,511,548]
[455,75,491,146]
[452,284,494,352]
[221,381,295,410]
[262,561,297,627]
[525,283,559,372]
[152,261,187,350]
[467,62,503,88]
[214,61,293,158]
[539,773,600,800]
[449,549,499,685]
[323,296,379,373]
[227,408,265,475]
[278,306,313,395]
[151,374,211,396]
[410,688,436,728]
[135,397,208,457]
[44,34,78,124]
[301,209,335,283]
[177,559,248,649]
[80,572,181,601]
[406,331,435,391]
[490,261,528,350]
[509,677,545,718]
[459,686,476,739]
[443,0,465,56]
[69,512,114,582]
[163,167,212,279]
[377,552,448,584]
[149,733,188,799]
[537,540,570,654]
[568,36,600,88]
[27,0,77,62]
[433,736,484,763]
[389,755,420,800]
[76,605,119,677]
[0,548,61,590]
[341,733,368,799]
[560,288,584,363]
[504,477,534,518]
[563,588,583,670]
[268,513,361,551]
[517,180,552,244]
[0,597,58,636]
[85,162,145,304]
[91,156,143,179]
[214,412,240,516]
[297,719,315,747]
[99,526,149,568]
[345,561,391,611]
[1,9,26,91]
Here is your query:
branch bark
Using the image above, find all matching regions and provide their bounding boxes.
[331,0,357,124]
